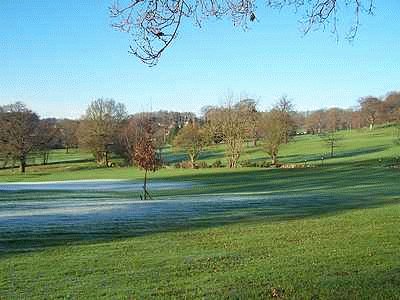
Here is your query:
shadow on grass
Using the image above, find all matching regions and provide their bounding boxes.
[278,146,388,164]
[0,160,399,257]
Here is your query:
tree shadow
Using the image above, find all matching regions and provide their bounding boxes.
[1,161,399,257]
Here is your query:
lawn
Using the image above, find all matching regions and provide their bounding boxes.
[0,127,399,299]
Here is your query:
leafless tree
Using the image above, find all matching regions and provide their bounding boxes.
[78,98,128,166]
[0,102,41,173]
[204,98,251,168]
[382,92,400,124]
[275,96,295,143]
[36,119,60,165]
[116,116,142,166]
[359,96,382,130]
[134,118,161,199]
[321,130,341,158]
[59,119,80,153]
[259,99,294,165]
[110,0,374,65]
[173,120,207,167]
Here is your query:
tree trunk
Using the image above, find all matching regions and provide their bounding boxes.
[143,169,148,200]
[271,152,277,165]
[331,142,334,158]
[20,155,26,173]
[65,147,69,154]
[190,154,195,168]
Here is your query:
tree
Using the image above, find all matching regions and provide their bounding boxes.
[78,98,128,166]
[259,111,284,165]
[204,99,251,168]
[382,92,400,123]
[0,102,40,173]
[59,119,79,153]
[110,0,374,65]
[359,97,382,131]
[305,109,325,134]
[173,120,207,168]
[235,98,259,146]
[116,116,142,166]
[134,119,161,200]
[275,96,295,143]
[36,119,60,165]
[321,130,341,158]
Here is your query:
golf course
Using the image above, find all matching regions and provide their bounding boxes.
[1,126,399,299]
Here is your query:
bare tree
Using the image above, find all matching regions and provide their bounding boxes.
[59,119,80,154]
[110,0,374,65]
[359,96,382,130]
[321,130,341,158]
[259,112,282,165]
[78,98,128,166]
[382,92,400,124]
[205,99,251,168]
[134,119,161,200]
[116,116,142,166]
[275,96,295,143]
[173,120,207,167]
[0,102,40,173]
[305,109,325,134]
[36,119,60,165]
[235,98,259,146]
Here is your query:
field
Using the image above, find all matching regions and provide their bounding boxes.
[1,127,400,299]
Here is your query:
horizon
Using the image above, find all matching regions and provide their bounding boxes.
[1,1,399,118]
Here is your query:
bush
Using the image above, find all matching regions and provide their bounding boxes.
[256,161,271,168]
[198,161,208,169]
[212,160,223,168]
[240,160,257,167]
[180,161,193,169]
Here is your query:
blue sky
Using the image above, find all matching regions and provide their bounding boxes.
[1,1,399,118]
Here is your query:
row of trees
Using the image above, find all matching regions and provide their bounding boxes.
[1,91,399,173]
[300,92,400,134]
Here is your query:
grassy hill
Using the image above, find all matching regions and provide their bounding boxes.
[0,126,399,182]
[0,126,399,299]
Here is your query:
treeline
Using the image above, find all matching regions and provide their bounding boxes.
[0,91,399,173]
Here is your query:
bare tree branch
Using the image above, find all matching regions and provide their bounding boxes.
[110,0,374,65]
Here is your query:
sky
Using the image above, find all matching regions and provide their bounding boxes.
[0,1,399,119]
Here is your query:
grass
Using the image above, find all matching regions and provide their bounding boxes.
[0,127,400,299]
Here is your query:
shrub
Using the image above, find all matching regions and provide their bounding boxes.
[212,160,223,168]
[198,161,208,169]
[180,161,193,169]
[256,161,271,168]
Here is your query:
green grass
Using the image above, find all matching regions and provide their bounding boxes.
[0,127,399,182]
[1,127,400,299]
[1,203,399,299]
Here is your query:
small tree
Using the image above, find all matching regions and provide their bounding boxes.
[173,121,207,168]
[134,120,161,200]
[259,98,295,165]
[321,131,341,158]
[260,110,285,165]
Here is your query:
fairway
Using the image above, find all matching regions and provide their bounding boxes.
[1,128,400,299]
